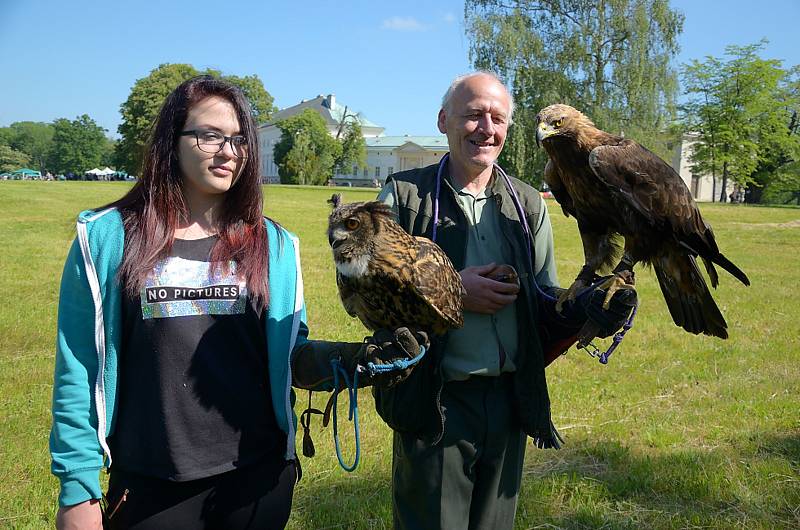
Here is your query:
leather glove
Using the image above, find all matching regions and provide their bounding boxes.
[577,285,638,347]
[292,328,430,390]
[363,327,430,388]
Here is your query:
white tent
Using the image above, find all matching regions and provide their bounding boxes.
[85,168,102,175]
[99,167,115,176]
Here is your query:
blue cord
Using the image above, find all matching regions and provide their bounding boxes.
[328,344,428,472]
[366,345,427,375]
[330,359,360,472]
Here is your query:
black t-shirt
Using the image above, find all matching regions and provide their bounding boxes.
[110,236,284,481]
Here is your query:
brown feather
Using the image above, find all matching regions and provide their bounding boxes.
[328,198,463,336]
[536,103,749,338]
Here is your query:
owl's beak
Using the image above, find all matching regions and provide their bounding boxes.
[329,236,346,250]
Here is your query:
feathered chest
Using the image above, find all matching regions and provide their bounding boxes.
[328,198,464,336]
[336,267,457,336]
[547,141,614,213]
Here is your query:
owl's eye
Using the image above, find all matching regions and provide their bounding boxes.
[345,218,360,230]
[554,118,563,128]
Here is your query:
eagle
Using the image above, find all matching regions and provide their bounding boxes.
[535,104,750,339]
[327,194,463,336]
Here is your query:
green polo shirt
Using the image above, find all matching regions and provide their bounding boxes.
[378,172,558,381]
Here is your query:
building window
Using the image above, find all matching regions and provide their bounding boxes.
[363,168,369,177]
[375,166,381,177]
[352,165,358,176]
[388,166,393,175]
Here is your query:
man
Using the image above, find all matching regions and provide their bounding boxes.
[374,72,635,529]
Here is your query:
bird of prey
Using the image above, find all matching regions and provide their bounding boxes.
[327,194,464,336]
[535,104,750,339]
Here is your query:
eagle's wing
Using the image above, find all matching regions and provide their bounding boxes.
[410,237,464,328]
[544,158,576,217]
[588,139,750,287]
[588,139,703,236]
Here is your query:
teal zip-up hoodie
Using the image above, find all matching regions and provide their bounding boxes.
[49,208,309,507]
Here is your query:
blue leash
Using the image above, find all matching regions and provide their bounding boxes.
[330,359,360,472]
[329,345,428,472]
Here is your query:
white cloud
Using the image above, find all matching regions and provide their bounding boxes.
[443,12,456,24]
[381,16,427,31]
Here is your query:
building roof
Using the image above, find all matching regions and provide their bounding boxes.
[261,94,382,131]
[365,135,448,149]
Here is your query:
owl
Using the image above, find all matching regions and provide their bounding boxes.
[327,194,463,336]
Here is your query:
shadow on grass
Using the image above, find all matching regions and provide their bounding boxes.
[518,431,800,529]
[291,431,800,529]
[290,467,394,530]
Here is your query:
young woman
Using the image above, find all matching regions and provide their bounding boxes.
[50,76,425,530]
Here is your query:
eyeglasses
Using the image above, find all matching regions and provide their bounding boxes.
[180,129,248,159]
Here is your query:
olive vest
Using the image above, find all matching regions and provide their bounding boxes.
[373,162,562,448]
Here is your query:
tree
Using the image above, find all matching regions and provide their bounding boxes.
[49,115,108,174]
[115,64,277,174]
[465,0,684,185]
[681,41,800,202]
[0,144,31,172]
[1,121,54,174]
[100,137,117,168]
[223,74,276,123]
[749,65,800,203]
[273,109,341,185]
[764,161,800,204]
[335,121,367,175]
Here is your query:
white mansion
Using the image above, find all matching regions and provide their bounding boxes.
[259,94,724,201]
[258,94,447,186]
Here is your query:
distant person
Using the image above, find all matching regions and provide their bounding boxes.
[51,76,426,530]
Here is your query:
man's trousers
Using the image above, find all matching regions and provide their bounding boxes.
[391,373,527,530]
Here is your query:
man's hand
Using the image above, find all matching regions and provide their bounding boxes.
[460,263,520,314]
[56,500,102,530]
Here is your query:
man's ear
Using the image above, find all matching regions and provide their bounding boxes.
[437,109,447,134]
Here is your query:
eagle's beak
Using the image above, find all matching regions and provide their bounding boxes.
[536,121,555,147]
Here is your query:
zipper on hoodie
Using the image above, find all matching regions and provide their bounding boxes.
[75,209,117,465]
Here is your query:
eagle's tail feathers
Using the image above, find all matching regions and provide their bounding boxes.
[679,233,749,287]
[654,255,728,339]
[701,257,719,289]
[711,252,750,286]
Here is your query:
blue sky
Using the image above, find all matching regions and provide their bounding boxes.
[1,0,798,138]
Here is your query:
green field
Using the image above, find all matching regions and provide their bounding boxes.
[1,181,798,529]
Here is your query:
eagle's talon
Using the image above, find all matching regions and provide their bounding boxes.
[556,279,588,313]
[598,273,636,310]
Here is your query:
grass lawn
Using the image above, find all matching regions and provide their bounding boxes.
[0,181,798,529]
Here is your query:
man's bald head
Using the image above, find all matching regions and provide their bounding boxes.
[437,71,513,176]
[441,71,514,123]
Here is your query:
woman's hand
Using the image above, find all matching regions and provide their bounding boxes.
[56,499,102,530]
[460,263,520,314]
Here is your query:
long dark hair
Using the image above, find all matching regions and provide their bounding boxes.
[107,76,271,306]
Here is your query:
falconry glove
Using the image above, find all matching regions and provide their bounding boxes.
[538,282,637,362]
[294,328,429,459]
[363,327,430,388]
[291,328,429,390]
[585,288,637,336]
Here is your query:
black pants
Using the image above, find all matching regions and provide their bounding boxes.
[104,455,296,530]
